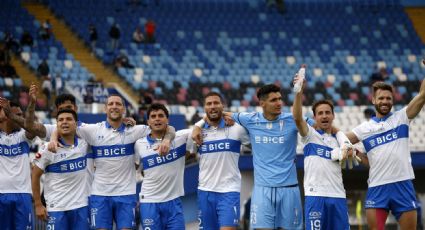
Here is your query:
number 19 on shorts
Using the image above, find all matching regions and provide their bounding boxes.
[310,219,321,230]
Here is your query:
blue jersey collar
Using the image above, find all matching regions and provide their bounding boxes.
[147,133,163,145]
[105,120,125,133]
[58,136,78,147]
[371,112,393,122]
[315,129,336,137]
[203,118,225,129]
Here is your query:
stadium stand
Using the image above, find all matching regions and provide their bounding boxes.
[43,0,425,151]
[47,0,425,108]
[0,0,94,100]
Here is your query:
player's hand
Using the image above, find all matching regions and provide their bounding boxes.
[0,97,11,118]
[292,64,307,89]
[123,117,136,126]
[0,106,6,122]
[28,83,38,103]
[340,142,362,169]
[155,139,170,156]
[47,139,63,153]
[191,126,203,146]
[331,146,347,162]
[223,115,235,126]
[347,148,362,168]
[330,126,340,135]
[35,204,48,221]
[341,141,352,168]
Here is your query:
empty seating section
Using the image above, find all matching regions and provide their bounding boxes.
[47,0,425,107]
[0,0,92,91]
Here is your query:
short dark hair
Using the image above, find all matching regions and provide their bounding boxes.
[204,92,223,104]
[55,94,76,108]
[312,100,334,116]
[56,108,78,121]
[147,103,169,119]
[372,82,393,97]
[9,101,21,109]
[364,108,376,118]
[257,84,281,101]
[106,94,126,106]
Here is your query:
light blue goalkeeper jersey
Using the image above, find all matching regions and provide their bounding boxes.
[233,112,311,187]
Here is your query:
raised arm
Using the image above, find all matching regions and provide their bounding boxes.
[292,76,308,137]
[0,85,46,139]
[24,84,46,138]
[406,76,425,119]
[31,165,48,221]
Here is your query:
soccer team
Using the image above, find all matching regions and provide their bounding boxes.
[0,63,424,230]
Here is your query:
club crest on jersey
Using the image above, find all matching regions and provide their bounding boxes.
[35,152,42,159]
[59,164,68,171]
[255,117,260,126]
[266,122,273,129]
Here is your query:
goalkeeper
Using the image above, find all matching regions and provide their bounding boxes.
[292,70,364,230]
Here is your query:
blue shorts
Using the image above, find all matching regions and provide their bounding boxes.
[365,180,417,220]
[197,190,240,229]
[139,197,185,230]
[250,185,303,229]
[305,196,349,230]
[47,206,89,230]
[90,194,137,230]
[0,193,33,230]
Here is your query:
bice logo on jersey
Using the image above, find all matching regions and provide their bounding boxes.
[60,164,68,171]
[0,145,24,155]
[59,158,86,172]
[97,147,126,156]
[201,142,231,152]
[316,148,331,158]
[254,135,284,144]
[145,150,180,167]
[369,131,398,148]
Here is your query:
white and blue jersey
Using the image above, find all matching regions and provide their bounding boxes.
[352,107,414,187]
[33,137,90,211]
[0,129,33,229]
[78,121,150,196]
[198,119,250,193]
[0,129,32,194]
[301,125,346,198]
[301,125,349,230]
[232,112,312,186]
[45,121,94,199]
[135,129,192,203]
